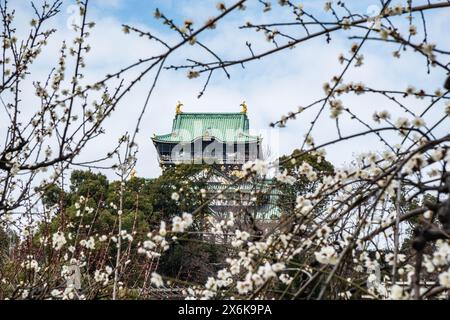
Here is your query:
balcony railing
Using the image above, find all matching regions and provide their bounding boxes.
[158,155,251,165]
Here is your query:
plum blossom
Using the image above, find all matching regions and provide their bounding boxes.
[21,257,40,272]
[94,269,110,286]
[51,289,62,298]
[275,170,296,185]
[389,285,405,300]
[151,272,164,288]
[52,232,67,251]
[171,192,180,201]
[299,162,317,181]
[80,237,95,250]
[395,117,410,128]
[296,196,313,215]
[236,279,253,295]
[242,159,269,176]
[171,213,193,233]
[412,117,425,127]
[315,246,339,265]
[159,221,167,236]
[438,270,450,288]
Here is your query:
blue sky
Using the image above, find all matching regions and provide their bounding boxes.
[5,0,450,179]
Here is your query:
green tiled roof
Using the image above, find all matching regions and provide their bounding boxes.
[153,113,260,143]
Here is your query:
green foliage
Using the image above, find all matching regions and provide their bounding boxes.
[0,227,9,266]
[150,165,224,282]
[150,164,211,218]
[38,165,221,283]
[276,151,335,214]
[0,227,18,276]
[69,170,110,204]
[158,239,224,283]
[41,183,66,209]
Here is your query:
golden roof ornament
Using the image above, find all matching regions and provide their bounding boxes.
[240,101,248,114]
[176,101,183,114]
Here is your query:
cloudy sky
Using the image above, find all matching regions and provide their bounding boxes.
[6,0,450,179]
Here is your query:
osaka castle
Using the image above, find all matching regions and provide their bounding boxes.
[152,102,262,170]
[152,102,280,222]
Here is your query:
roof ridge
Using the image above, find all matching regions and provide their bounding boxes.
[177,112,246,116]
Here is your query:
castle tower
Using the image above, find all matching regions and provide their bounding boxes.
[152,102,280,223]
[152,102,263,170]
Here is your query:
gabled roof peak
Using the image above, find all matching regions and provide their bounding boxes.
[153,109,260,144]
[175,112,247,116]
[173,101,248,116]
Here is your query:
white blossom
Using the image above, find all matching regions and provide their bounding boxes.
[438,270,450,288]
[243,159,269,176]
[151,272,164,288]
[52,232,67,251]
[80,237,95,250]
[275,170,296,185]
[389,285,405,300]
[171,192,180,201]
[315,246,339,265]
